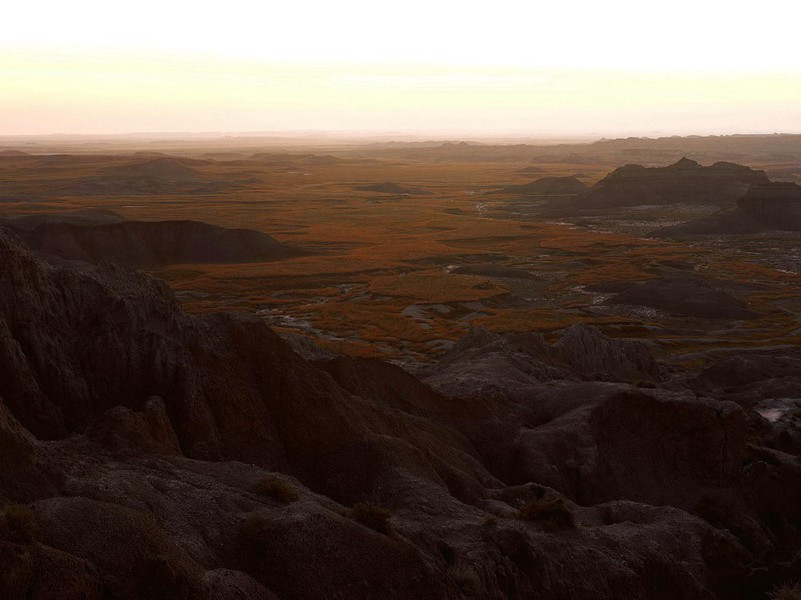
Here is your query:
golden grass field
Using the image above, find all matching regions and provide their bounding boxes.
[2,143,800,363]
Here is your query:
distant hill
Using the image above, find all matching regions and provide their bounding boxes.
[354,181,432,195]
[0,209,125,230]
[537,158,771,217]
[108,157,206,182]
[6,219,301,265]
[487,176,588,196]
[517,166,546,174]
[657,182,801,236]
[575,158,770,208]
[250,153,344,166]
[57,157,219,195]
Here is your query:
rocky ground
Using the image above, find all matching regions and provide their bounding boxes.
[0,224,800,599]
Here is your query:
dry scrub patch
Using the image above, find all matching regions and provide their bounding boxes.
[350,502,392,535]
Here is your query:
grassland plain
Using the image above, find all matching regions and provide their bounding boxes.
[0,144,799,366]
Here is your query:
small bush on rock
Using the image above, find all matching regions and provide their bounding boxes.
[0,504,36,544]
[772,584,801,600]
[350,502,392,535]
[253,476,298,503]
[518,498,575,528]
[449,563,481,596]
[239,511,274,556]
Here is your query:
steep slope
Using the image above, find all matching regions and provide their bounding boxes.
[0,229,799,599]
[657,182,801,236]
[0,227,490,500]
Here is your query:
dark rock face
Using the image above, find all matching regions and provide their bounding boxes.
[737,182,801,228]
[487,176,588,196]
[658,182,801,236]
[426,325,660,401]
[0,229,799,599]
[552,324,661,382]
[603,277,756,319]
[5,219,300,265]
[513,390,748,507]
[573,158,770,209]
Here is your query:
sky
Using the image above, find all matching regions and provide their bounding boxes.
[2,0,800,137]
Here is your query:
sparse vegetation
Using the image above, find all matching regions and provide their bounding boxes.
[771,584,801,600]
[253,476,298,503]
[238,511,275,556]
[449,563,481,596]
[0,504,36,544]
[518,498,575,528]
[350,502,392,535]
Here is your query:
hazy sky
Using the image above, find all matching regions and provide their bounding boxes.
[2,0,800,136]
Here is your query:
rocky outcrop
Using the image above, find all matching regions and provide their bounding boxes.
[5,219,301,265]
[552,324,660,382]
[0,228,487,497]
[426,325,660,401]
[0,228,799,599]
[657,182,801,236]
[514,389,748,507]
[555,158,770,212]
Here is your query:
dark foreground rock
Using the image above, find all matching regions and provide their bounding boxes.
[0,228,799,599]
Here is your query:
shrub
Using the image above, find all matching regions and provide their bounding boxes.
[772,584,801,600]
[518,498,575,528]
[449,563,481,596]
[253,476,298,503]
[241,511,273,538]
[239,511,274,556]
[481,516,498,528]
[350,502,392,535]
[0,504,36,544]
